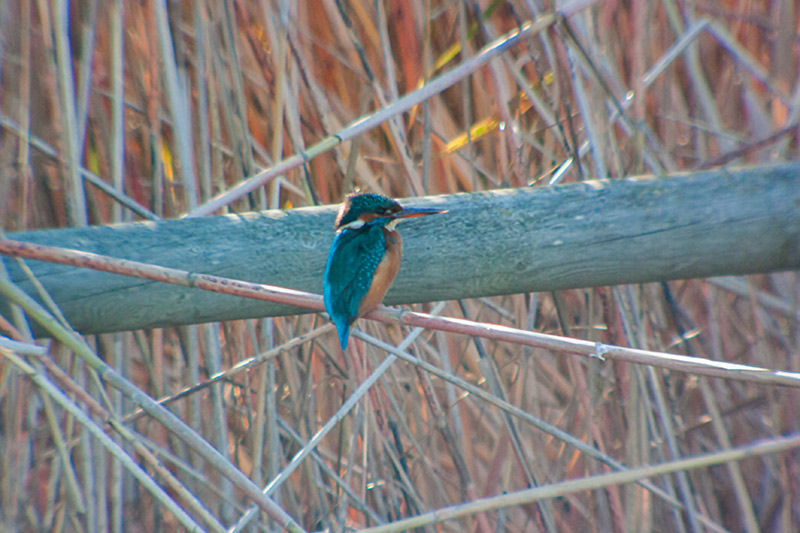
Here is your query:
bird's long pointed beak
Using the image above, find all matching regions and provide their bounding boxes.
[392,206,448,220]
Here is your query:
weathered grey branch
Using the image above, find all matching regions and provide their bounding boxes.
[2,163,798,334]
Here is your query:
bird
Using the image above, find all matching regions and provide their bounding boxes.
[323,192,446,349]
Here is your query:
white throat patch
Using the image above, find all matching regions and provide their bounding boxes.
[385,218,402,231]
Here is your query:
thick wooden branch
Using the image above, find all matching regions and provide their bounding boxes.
[2,163,799,334]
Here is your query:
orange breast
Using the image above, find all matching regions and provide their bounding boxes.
[357,228,403,317]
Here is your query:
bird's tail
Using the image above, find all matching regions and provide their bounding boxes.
[335,318,351,350]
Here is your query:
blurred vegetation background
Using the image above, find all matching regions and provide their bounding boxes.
[1,1,798,531]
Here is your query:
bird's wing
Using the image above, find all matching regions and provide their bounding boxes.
[323,225,386,326]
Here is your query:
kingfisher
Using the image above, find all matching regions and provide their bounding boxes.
[323,192,446,349]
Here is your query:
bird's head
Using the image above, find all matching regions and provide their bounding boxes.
[334,192,445,232]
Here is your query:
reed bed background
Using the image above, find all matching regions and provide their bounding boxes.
[1,1,799,531]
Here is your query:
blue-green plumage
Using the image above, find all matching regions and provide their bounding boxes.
[323,193,445,349]
[324,221,389,349]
